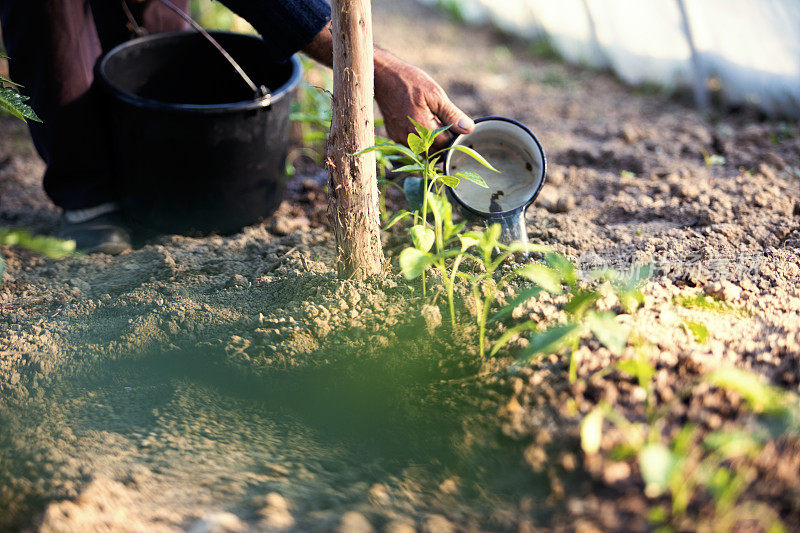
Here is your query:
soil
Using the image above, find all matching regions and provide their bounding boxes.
[2,0,800,531]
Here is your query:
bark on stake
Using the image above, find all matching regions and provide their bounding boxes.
[327,0,385,279]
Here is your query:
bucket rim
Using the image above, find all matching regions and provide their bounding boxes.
[444,116,547,219]
[96,30,302,113]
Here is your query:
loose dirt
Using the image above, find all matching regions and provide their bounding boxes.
[1,0,799,531]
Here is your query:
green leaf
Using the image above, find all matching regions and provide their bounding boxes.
[455,170,488,188]
[447,144,500,172]
[0,228,75,259]
[581,407,604,454]
[408,116,429,137]
[545,252,577,287]
[408,133,426,155]
[410,224,435,252]
[638,444,676,497]
[437,174,460,187]
[0,76,21,87]
[398,247,433,279]
[459,234,480,253]
[392,164,425,174]
[703,430,761,459]
[403,177,424,211]
[516,322,582,363]
[683,320,709,343]
[564,289,602,319]
[489,320,537,356]
[615,358,655,389]
[353,141,419,162]
[587,311,629,354]
[491,285,543,323]
[705,367,787,416]
[430,124,452,139]
[383,209,412,230]
[475,224,501,262]
[515,263,563,294]
[0,86,41,123]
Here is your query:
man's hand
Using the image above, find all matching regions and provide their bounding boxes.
[374,50,474,150]
[303,22,474,150]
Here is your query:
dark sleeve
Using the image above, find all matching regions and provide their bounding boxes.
[219,0,331,62]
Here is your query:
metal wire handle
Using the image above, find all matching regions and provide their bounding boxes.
[120,0,270,101]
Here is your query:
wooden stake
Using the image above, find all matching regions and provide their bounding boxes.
[327,0,385,279]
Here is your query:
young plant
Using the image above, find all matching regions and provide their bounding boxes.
[491,263,651,379]
[357,117,497,327]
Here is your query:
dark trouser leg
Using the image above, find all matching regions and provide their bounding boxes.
[0,0,188,211]
[0,0,115,210]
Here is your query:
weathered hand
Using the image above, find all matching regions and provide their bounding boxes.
[374,51,474,150]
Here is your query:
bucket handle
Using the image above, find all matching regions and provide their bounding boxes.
[121,0,270,102]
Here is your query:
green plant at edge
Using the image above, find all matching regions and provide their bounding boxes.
[1,54,41,123]
[1,57,75,279]
[580,353,798,532]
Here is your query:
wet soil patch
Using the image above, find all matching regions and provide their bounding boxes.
[0,336,553,531]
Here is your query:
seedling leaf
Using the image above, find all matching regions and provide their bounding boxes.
[638,444,676,497]
[408,133,426,155]
[581,407,604,454]
[392,164,425,174]
[491,285,544,323]
[447,145,500,172]
[455,170,488,188]
[517,322,581,363]
[489,320,537,356]
[515,263,563,294]
[437,175,460,188]
[410,225,435,253]
[587,311,628,354]
[398,247,433,279]
[683,320,709,343]
[384,209,412,230]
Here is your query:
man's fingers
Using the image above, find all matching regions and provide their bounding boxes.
[433,94,474,136]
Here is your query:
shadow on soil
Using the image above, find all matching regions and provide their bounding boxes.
[0,334,554,530]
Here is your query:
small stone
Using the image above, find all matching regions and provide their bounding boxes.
[554,194,576,213]
[337,511,373,533]
[187,512,246,533]
[704,280,741,302]
[384,521,416,533]
[256,492,294,530]
[368,483,391,505]
[421,304,442,334]
[420,515,453,533]
[602,461,631,484]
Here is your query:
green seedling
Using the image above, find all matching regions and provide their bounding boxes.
[682,320,709,343]
[674,293,745,316]
[357,117,496,327]
[699,146,725,167]
[492,263,650,381]
[0,228,76,279]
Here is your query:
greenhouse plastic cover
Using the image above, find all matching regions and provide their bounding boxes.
[417,0,800,118]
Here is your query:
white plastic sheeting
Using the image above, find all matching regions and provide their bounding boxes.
[419,0,800,118]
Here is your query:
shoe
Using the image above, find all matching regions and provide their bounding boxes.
[59,210,132,255]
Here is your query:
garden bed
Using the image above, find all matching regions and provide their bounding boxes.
[1,0,799,530]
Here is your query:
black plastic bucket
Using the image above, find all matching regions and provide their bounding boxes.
[97,31,302,235]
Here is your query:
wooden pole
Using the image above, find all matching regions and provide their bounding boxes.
[327,0,385,279]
